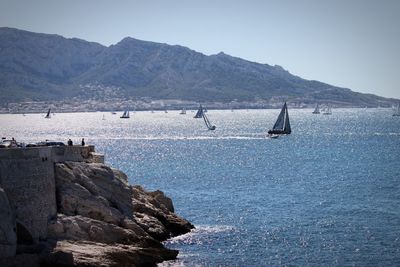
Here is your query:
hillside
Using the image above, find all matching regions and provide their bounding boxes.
[0,27,396,107]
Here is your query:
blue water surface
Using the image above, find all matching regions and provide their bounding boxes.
[1,108,399,266]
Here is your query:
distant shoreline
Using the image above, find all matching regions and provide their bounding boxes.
[1,102,395,115]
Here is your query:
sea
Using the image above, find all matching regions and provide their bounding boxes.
[1,108,399,266]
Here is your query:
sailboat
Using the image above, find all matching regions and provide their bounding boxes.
[45,108,51,119]
[393,103,400,116]
[120,110,130,118]
[322,105,332,115]
[268,102,291,135]
[202,112,216,130]
[180,108,186,115]
[312,104,320,114]
[194,105,204,118]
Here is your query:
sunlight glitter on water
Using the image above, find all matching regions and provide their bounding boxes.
[1,108,399,266]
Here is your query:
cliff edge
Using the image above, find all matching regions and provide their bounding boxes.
[0,147,194,267]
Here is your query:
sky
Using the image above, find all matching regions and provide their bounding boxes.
[1,0,399,99]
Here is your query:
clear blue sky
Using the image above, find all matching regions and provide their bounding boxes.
[1,0,399,99]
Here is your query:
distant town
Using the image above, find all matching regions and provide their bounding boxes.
[2,97,386,114]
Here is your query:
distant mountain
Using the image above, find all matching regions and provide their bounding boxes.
[0,28,105,103]
[0,27,396,107]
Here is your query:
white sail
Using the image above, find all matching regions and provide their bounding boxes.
[312,104,320,114]
[393,104,400,116]
[322,105,332,115]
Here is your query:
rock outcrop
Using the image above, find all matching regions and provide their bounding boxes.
[48,240,178,267]
[0,161,194,266]
[132,186,193,240]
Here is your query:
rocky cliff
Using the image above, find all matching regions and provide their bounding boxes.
[0,161,194,267]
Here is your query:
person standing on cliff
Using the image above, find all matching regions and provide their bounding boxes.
[81,138,85,146]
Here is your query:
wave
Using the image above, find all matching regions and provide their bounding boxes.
[164,225,236,245]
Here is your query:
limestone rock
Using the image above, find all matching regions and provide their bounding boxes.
[111,168,129,185]
[132,186,194,239]
[1,148,194,266]
[55,163,194,242]
[52,240,178,267]
[55,162,133,223]
[48,214,159,248]
[57,181,124,225]
[49,162,194,266]
[148,190,175,212]
[133,212,169,240]
[0,187,16,258]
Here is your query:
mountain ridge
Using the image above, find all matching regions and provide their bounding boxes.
[0,27,397,107]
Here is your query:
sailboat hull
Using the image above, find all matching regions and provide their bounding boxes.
[268,129,291,135]
[120,111,130,118]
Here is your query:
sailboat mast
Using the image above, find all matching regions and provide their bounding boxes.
[283,105,287,131]
[203,113,209,128]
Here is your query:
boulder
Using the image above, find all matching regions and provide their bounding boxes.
[48,214,159,248]
[133,212,169,240]
[52,240,178,267]
[57,181,124,225]
[148,190,175,212]
[70,163,133,216]
[55,162,133,223]
[0,187,16,258]
[132,186,194,239]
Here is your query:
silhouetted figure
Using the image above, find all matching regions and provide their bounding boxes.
[10,137,17,148]
[67,139,73,146]
[81,138,85,146]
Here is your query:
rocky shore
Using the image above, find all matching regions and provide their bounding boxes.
[0,160,194,266]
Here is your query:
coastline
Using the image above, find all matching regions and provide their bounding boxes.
[1,98,395,114]
[0,145,194,266]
